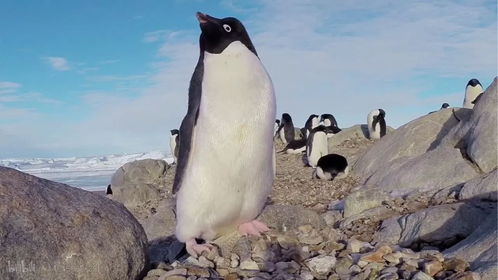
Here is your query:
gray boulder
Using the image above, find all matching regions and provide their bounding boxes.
[141,199,176,241]
[343,188,389,218]
[363,146,479,197]
[353,107,472,181]
[0,166,148,280]
[444,211,497,280]
[373,202,496,249]
[110,159,170,208]
[441,77,498,173]
[459,169,497,201]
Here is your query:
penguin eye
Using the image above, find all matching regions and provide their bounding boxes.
[223,24,232,32]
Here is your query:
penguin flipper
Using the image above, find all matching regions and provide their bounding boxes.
[173,57,204,194]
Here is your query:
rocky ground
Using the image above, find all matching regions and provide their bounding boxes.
[2,79,495,280]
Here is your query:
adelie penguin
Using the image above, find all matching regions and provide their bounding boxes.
[279,138,307,154]
[306,126,329,168]
[173,12,276,257]
[321,113,341,138]
[367,109,386,140]
[304,114,320,138]
[277,113,295,144]
[170,129,180,164]
[274,119,280,138]
[313,154,349,180]
[463,79,483,109]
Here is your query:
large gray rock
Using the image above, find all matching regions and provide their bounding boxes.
[141,199,176,241]
[363,146,479,197]
[373,202,496,249]
[441,78,498,173]
[354,107,472,180]
[0,166,148,280]
[459,169,497,201]
[110,159,170,208]
[444,211,497,280]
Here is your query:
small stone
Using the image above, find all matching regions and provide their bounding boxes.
[411,271,434,280]
[252,239,272,262]
[305,255,337,275]
[403,258,420,269]
[298,224,313,233]
[203,245,220,261]
[216,268,230,277]
[197,256,214,268]
[443,258,470,273]
[224,273,240,280]
[240,259,259,270]
[323,210,343,227]
[276,234,299,249]
[162,276,186,280]
[335,256,353,275]
[378,272,398,280]
[398,270,412,280]
[187,267,210,278]
[298,231,324,245]
[214,256,230,268]
[148,269,167,277]
[300,269,314,280]
[399,262,418,272]
[359,245,392,263]
[420,250,444,262]
[230,253,240,268]
[349,264,362,273]
[347,238,366,253]
[383,252,403,264]
[159,268,187,279]
[423,260,443,276]
[381,267,398,274]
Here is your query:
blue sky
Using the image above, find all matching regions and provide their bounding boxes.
[0,0,496,158]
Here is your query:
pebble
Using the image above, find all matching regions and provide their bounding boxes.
[305,255,337,275]
[411,271,434,280]
[335,256,353,275]
[239,259,260,270]
[230,253,240,268]
[444,258,470,273]
[383,252,403,264]
[187,267,210,278]
[147,268,167,277]
[423,260,443,276]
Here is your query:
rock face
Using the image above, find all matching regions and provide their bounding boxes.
[441,78,498,173]
[110,159,170,208]
[459,169,497,201]
[373,202,496,249]
[0,166,148,280]
[444,211,497,280]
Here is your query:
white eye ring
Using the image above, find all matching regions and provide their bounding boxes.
[223,24,231,32]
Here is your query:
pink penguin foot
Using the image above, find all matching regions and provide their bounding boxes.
[238,220,270,237]
[185,239,214,258]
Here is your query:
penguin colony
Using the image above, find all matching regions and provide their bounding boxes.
[165,13,485,257]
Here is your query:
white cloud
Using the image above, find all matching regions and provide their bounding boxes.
[0,81,21,94]
[43,56,70,71]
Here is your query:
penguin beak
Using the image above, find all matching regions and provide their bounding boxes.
[196,12,219,25]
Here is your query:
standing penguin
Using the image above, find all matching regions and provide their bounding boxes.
[274,119,280,137]
[463,79,484,109]
[278,113,295,144]
[303,114,320,138]
[173,12,276,257]
[320,114,338,128]
[306,126,329,168]
[313,154,349,180]
[170,129,180,164]
[367,109,387,140]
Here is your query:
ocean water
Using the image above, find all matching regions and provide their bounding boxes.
[0,151,174,191]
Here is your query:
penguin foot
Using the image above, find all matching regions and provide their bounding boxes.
[185,239,213,258]
[238,220,270,237]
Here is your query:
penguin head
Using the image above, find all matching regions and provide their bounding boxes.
[170,129,179,136]
[441,103,450,109]
[378,109,386,118]
[467,79,482,88]
[196,12,257,56]
[282,113,292,123]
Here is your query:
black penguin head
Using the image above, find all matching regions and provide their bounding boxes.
[196,12,257,56]
[320,114,333,122]
[441,103,450,109]
[467,79,481,87]
[275,119,280,125]
[282,113,292,123]
[378,109,386,118]
[170,129,179,136]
